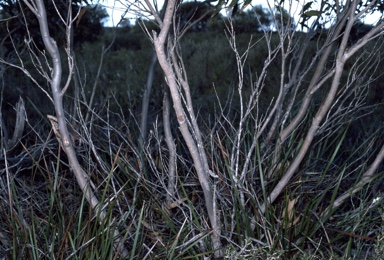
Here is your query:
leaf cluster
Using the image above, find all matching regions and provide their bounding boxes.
[0,0,107,57]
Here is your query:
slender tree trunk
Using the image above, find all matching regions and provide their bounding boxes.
[140,52,157,149]
[23,0,129,256]
[150,0,222,256]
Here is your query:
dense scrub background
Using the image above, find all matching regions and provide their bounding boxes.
[4,21,383,144]
[1,1,384,258]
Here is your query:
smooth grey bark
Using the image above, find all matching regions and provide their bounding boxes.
[139,52,157,149]
[162,89,177,205]
[0,97,25,150]
[326,141,384,213]
[278,12,349,144]
[139,0,168,150]
[8,98,25,149]
[150,0,222,256]
[22,0,128,256]
[261,0,384,213]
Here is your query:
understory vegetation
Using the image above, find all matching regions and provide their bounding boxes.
[1,0,384,259]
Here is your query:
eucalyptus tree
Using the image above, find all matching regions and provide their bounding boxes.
[134,0,384,257]
[0,0,129,257]
[1,0,383,258]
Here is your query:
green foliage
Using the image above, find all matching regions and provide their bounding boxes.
[213,0,384,25]
[230,5,272,33]
[176,1,215,32]
[74,5,108,44]
[208,5,274,33]
[0,1,107,55]
[277,9,295,30]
